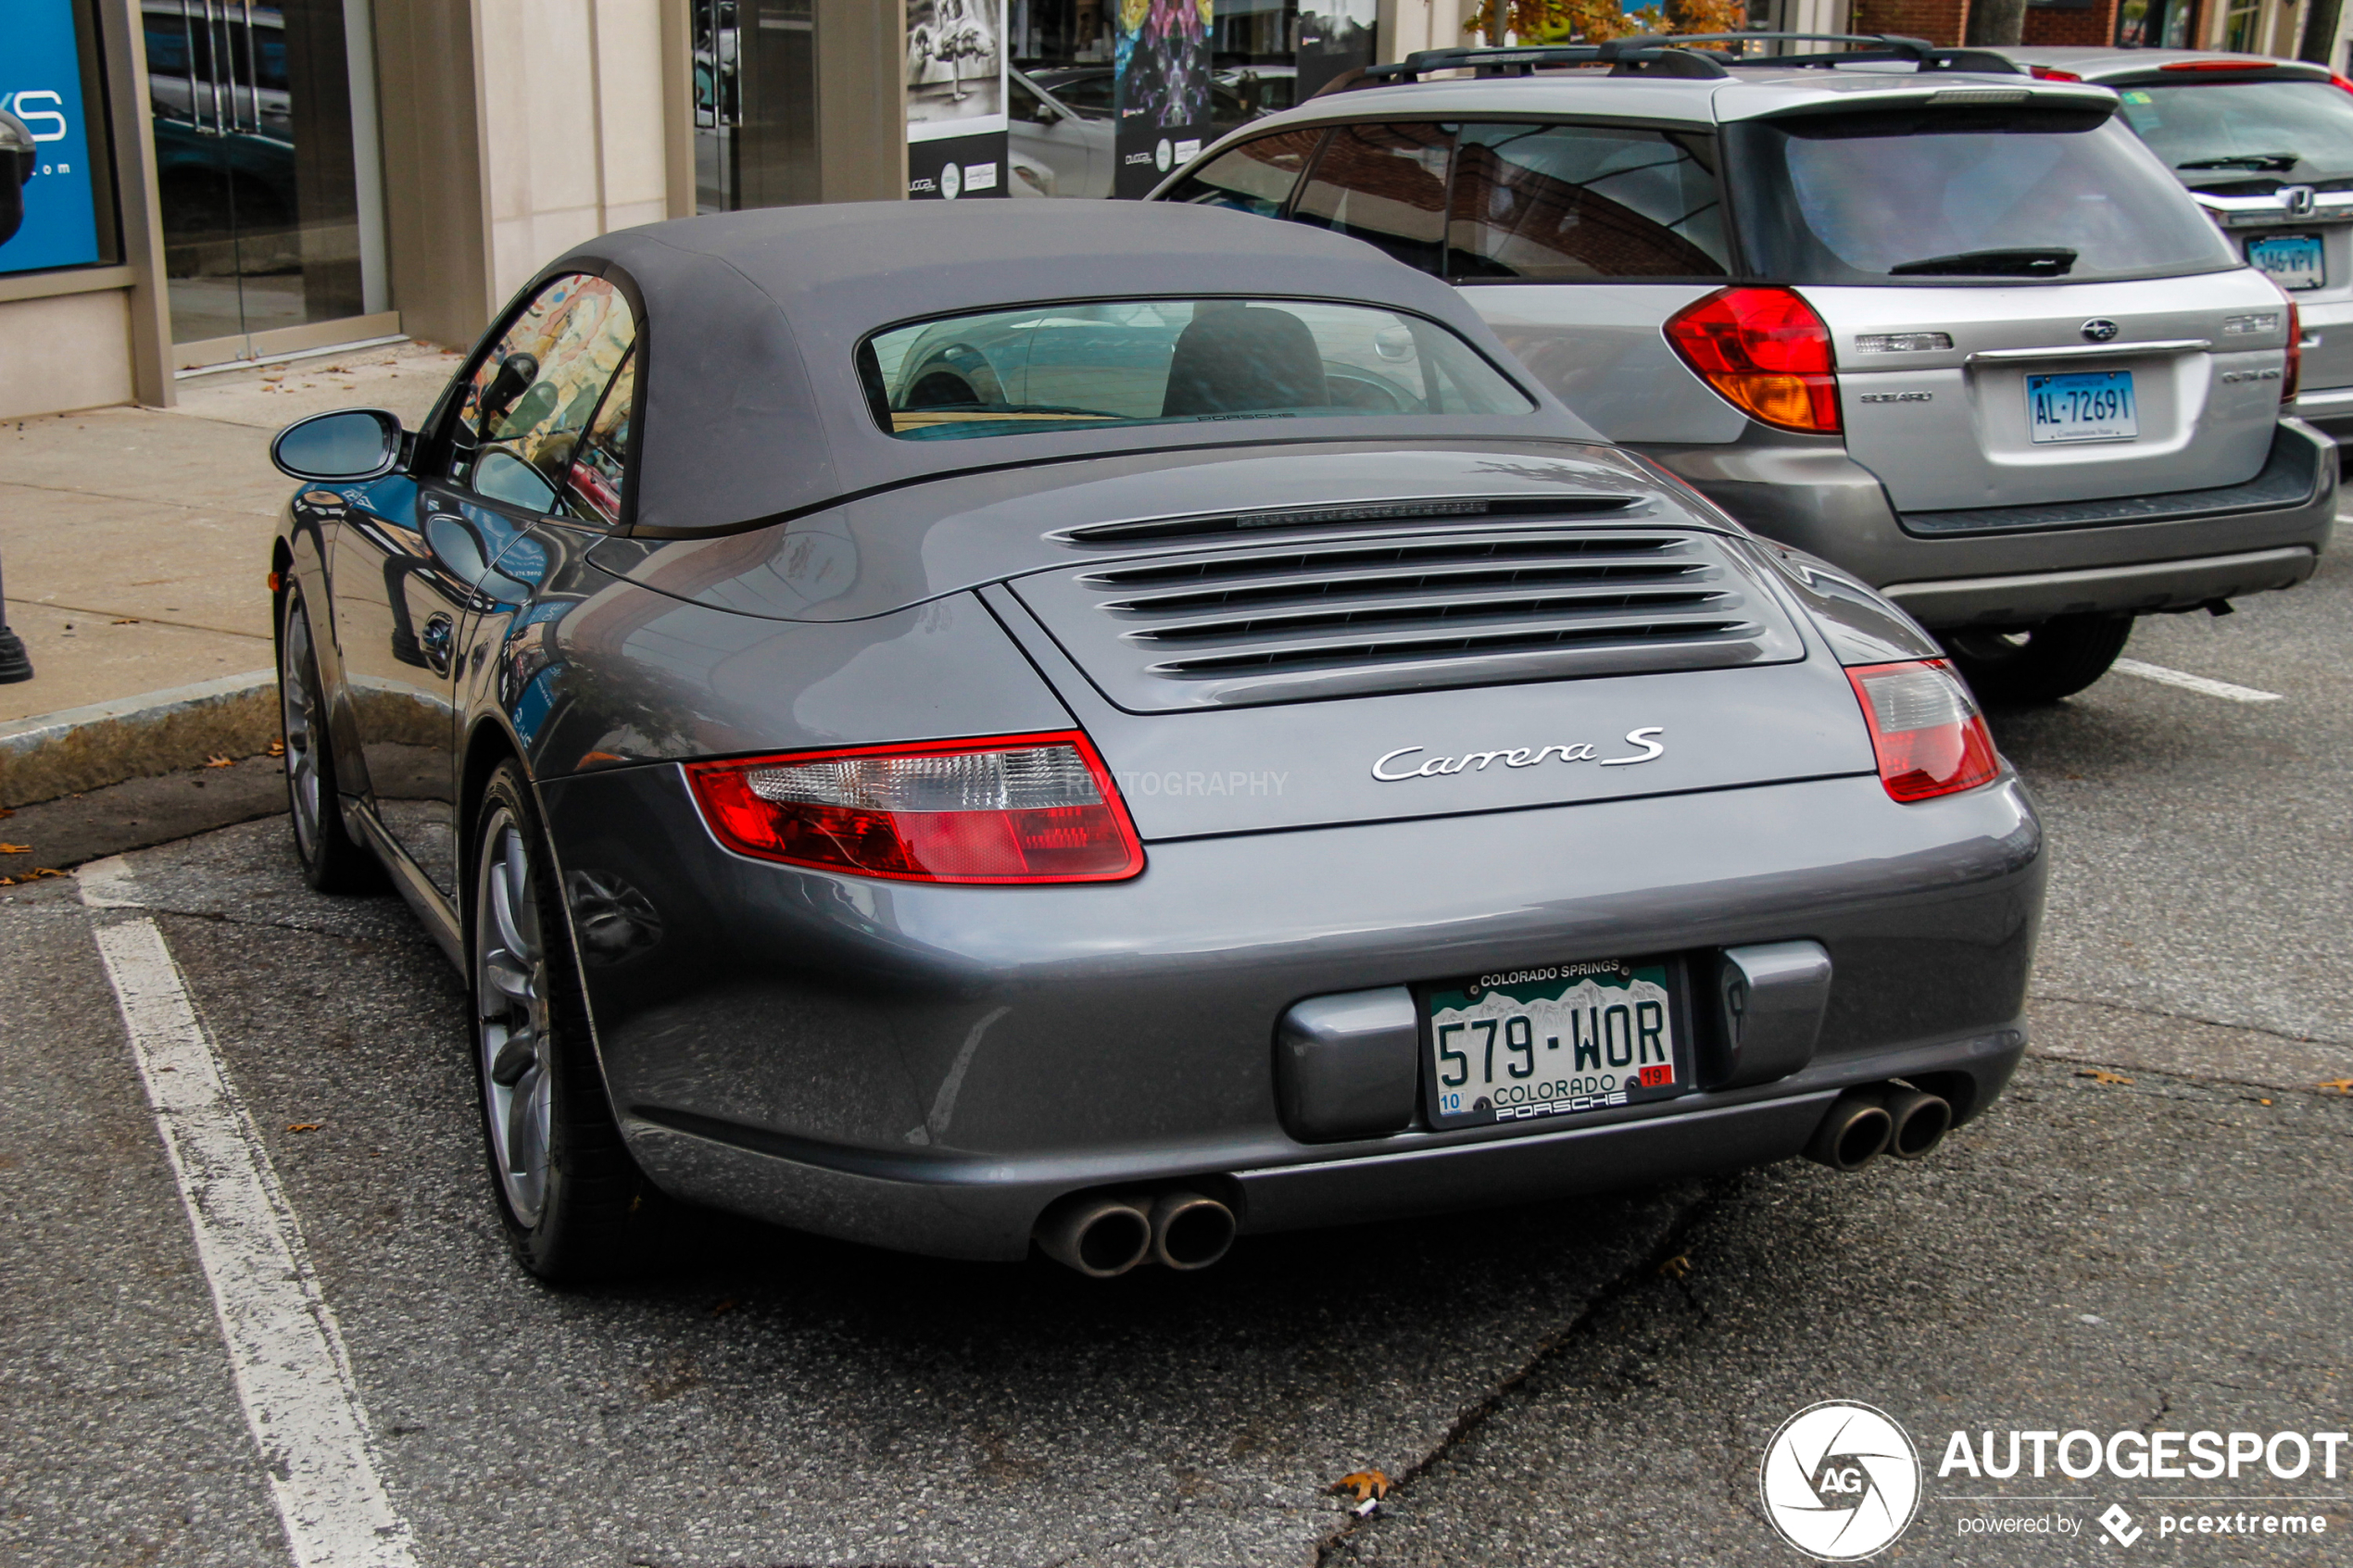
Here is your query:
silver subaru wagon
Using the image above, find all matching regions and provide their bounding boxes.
[1154,35,2337,703]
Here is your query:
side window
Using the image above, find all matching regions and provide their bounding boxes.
[1290,122,1455,273]
[1010,76,1052,125]
[1162,127,1325,216]
[1162,128,1325,216]
[450,274,636,514]
[563,347,635,526]
[1447,123,1730,282]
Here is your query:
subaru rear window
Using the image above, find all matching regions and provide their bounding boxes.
[857,298,1534,441]
[1729,107,2239,285]
[2113,80,2353,185]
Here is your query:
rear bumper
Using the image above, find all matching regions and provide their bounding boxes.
[542,765,2045,1261]
[1642,420,2336,629]
[1880,545,2318,626]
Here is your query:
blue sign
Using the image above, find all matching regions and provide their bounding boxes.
[0,0,104,274]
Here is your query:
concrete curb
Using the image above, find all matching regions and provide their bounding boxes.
[0,671,278,808]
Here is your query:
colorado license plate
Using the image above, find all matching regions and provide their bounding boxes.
[1424,960,1687,1130]
[2247,232,2323,290]
[2027,370,2137,444]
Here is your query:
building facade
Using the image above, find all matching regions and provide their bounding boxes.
[0,0,2337,423]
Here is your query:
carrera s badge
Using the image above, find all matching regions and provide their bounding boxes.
[1372,728,1666,782]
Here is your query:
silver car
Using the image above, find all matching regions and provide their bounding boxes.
[1154,35,2336,703]
[1996,47,2353,446]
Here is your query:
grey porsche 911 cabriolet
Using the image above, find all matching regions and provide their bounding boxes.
[266,202,2043,1282]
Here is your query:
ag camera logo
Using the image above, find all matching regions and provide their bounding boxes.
[1760,1401,1923,1560]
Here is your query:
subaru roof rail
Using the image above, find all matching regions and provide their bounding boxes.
[1350,32,2027,88]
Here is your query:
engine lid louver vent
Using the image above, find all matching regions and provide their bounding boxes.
[1012,528,1806,711]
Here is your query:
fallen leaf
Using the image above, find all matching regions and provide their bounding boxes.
[0,808,14,819]
[204,755,233,768]
[2320,1078,2353,1095]
[1332,1470,1390,1505]
[711,1298,739,1317]
[0,843,27,855]
[1657,1253,1692,1279]
[286,1123,322,1134]
[267,739,286,758]
[29,869,60,879]
[2076,1069,2133,1086]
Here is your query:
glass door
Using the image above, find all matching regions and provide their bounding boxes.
[145,0,386,361]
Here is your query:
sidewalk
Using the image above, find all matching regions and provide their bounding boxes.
[0,342,462,806]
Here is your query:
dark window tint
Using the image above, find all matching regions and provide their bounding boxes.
[565,348,636,526]
[1038,69,1114,119]
[1292,121,1454,272]
[1161,127,1325,216]
[2113,81,2353,184]
[1729,108,2238,284]
[1447,122,1729,281]
[449,274,636,515]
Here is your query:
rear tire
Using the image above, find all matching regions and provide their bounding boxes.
[470,760,663,1282]
[277,586,383,894]
[1943,615,2133,706]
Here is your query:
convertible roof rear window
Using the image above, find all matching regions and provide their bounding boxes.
[857,298,1536,442]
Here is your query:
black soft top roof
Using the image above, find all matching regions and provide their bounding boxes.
[542,201,1590,534]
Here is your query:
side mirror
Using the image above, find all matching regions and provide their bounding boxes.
[271,408,405,482]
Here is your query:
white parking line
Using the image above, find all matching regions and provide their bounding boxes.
[82,873,419,1568]
[2112,658,2284,704]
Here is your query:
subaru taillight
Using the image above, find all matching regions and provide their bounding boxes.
[2282,291,2302,402]
[1663,287,1842,434]
[686,733,1145,884]
[1845,661,2001,803]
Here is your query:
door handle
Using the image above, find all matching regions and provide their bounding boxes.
[420,614,455,675]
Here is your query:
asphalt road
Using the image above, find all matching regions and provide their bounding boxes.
[3,558,2349,1568]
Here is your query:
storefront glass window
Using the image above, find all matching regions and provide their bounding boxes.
[145,0,387,353]
[695,0,818,213]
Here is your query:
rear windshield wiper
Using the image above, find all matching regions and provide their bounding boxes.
[2177,151,2301,171]
[1887,247,2078,278]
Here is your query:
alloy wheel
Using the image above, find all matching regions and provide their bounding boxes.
[280,605,325,860]
[476,809,553,1227]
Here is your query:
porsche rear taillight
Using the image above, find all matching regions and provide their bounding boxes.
[1846,660,2002,803]
[686,733,1144,884]
[1663,287,1842,434]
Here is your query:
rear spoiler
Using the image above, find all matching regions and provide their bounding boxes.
[1324,33,2028,91]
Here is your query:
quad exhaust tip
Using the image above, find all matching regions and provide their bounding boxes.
[1805,1081,1952,1172]
[1036,1187,1236,1277]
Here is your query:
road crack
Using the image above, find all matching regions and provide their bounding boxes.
[1312,1174,1738,1565]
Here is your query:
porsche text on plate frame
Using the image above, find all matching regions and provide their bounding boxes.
[1424,960,1689,1130]
[2028,370,2139,443]
[262,202,2045,1283]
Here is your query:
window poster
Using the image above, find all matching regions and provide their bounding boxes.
[0,0,105,273]
[908,0,1011,199]
[1113,0,1212,199]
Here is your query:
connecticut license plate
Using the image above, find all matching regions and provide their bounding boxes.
[2247,232,2324,290]
[2027,370,2137,444]
[1423,960,1688,1131]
